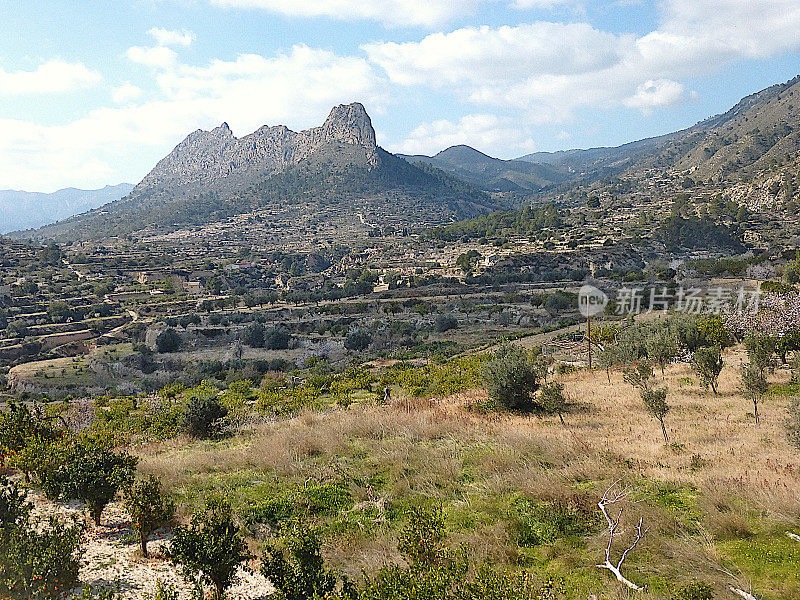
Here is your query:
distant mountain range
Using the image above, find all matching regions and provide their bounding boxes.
[11,75,800,242]
[399,145,571,193]
[0,184,133,234]
[26,103,498,241]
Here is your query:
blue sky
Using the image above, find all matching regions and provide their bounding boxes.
[1,0,800,191]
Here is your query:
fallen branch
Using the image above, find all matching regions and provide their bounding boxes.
[729,586,757,600]
[786,532,800,543]
[596,482,649,591]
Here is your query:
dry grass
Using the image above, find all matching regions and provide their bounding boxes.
[133,346,800,598]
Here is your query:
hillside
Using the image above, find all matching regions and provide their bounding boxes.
[24,104,497,242]
[0,184,133,234]
[520,75,800,184]
[400,144,571,193]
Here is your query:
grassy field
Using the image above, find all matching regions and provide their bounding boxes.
[127,346,800,600]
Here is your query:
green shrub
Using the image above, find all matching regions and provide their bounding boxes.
[510,497,597,547]
[691,346,723,394]
[56,443,138,525]
[182,395,229,439]
[261,523,350,600]
[671,579,714,600]
[0,477,83,600]
[156,328,182,353]
[168,497,250,600]
[481,343,539,411]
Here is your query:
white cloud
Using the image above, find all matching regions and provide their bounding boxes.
[0,60,102,95]
[111,82,143,104]
[148,27,196,47]
[396,113,537,157]
[364,23,632,87]
[0,45,387,191]
[127,46,179,69]
[365,3,800,122]
[623,79,686,114]
[208,0,483,27]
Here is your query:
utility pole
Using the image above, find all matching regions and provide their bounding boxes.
[587,313,592,369]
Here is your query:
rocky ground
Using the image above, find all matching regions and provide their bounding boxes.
[27,488,274,600]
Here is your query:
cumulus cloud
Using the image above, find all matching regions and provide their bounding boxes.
[111,83,143,104]
[366,2,800,122]
[207,0,483,27]
[148,27,196,47]
[396,113,537,157]
[623,79,686,114]
[127,45,179,69]
[0,45,387,191]
[0,60,102,95]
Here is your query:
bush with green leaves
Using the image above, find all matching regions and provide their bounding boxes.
[168,497,250,600]
[345,329,372,352]
[0,476,83,600]
[434,314,458,333]
[671,579,714,600]
[262,522,353,600]
[537,382,568,424]
[54,442,138,525]
[182,395,229,439]
[481,343,539,411]
[691,346,723,394]
[124,475,175,558]
[357,506,550,600]
[646,327,679,375]
[156,328,182,353]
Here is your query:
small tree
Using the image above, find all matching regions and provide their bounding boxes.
[623,360,654,391]
[642,388,670,443]
[0,476,84,600]
[182,396,228,439]
[481,343,539,411]
[243,322,265,348]
[344,329,372,352]
[691,346,723,394]
[741,364,768,424]
[168,497,249,600]
[261,523,349,600]
[744,334,776,378]
[156,328,182,353]
[434,314,458,333]
[646,327,678,376]
[60,444,138,526]
[538,382,569,424]
[124,476,175,558]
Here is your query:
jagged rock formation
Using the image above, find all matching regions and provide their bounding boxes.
[135,103,379,193]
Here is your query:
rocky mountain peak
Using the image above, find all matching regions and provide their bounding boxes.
[133,103,379,193]
[319,103,376,149]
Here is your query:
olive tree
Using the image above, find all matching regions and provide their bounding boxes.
[691,346,723,394]
[642,388,670,443]
[741,364,769,424]
[481,343,539,411]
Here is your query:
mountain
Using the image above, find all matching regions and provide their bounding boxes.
[0,184,133,234]
[519,75,800,183]
[400,145,571,193]
[26,104,497,241]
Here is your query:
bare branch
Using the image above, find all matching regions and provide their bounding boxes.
[729,587,758,600]
[787,532,800,543]
[596,482,647,592]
